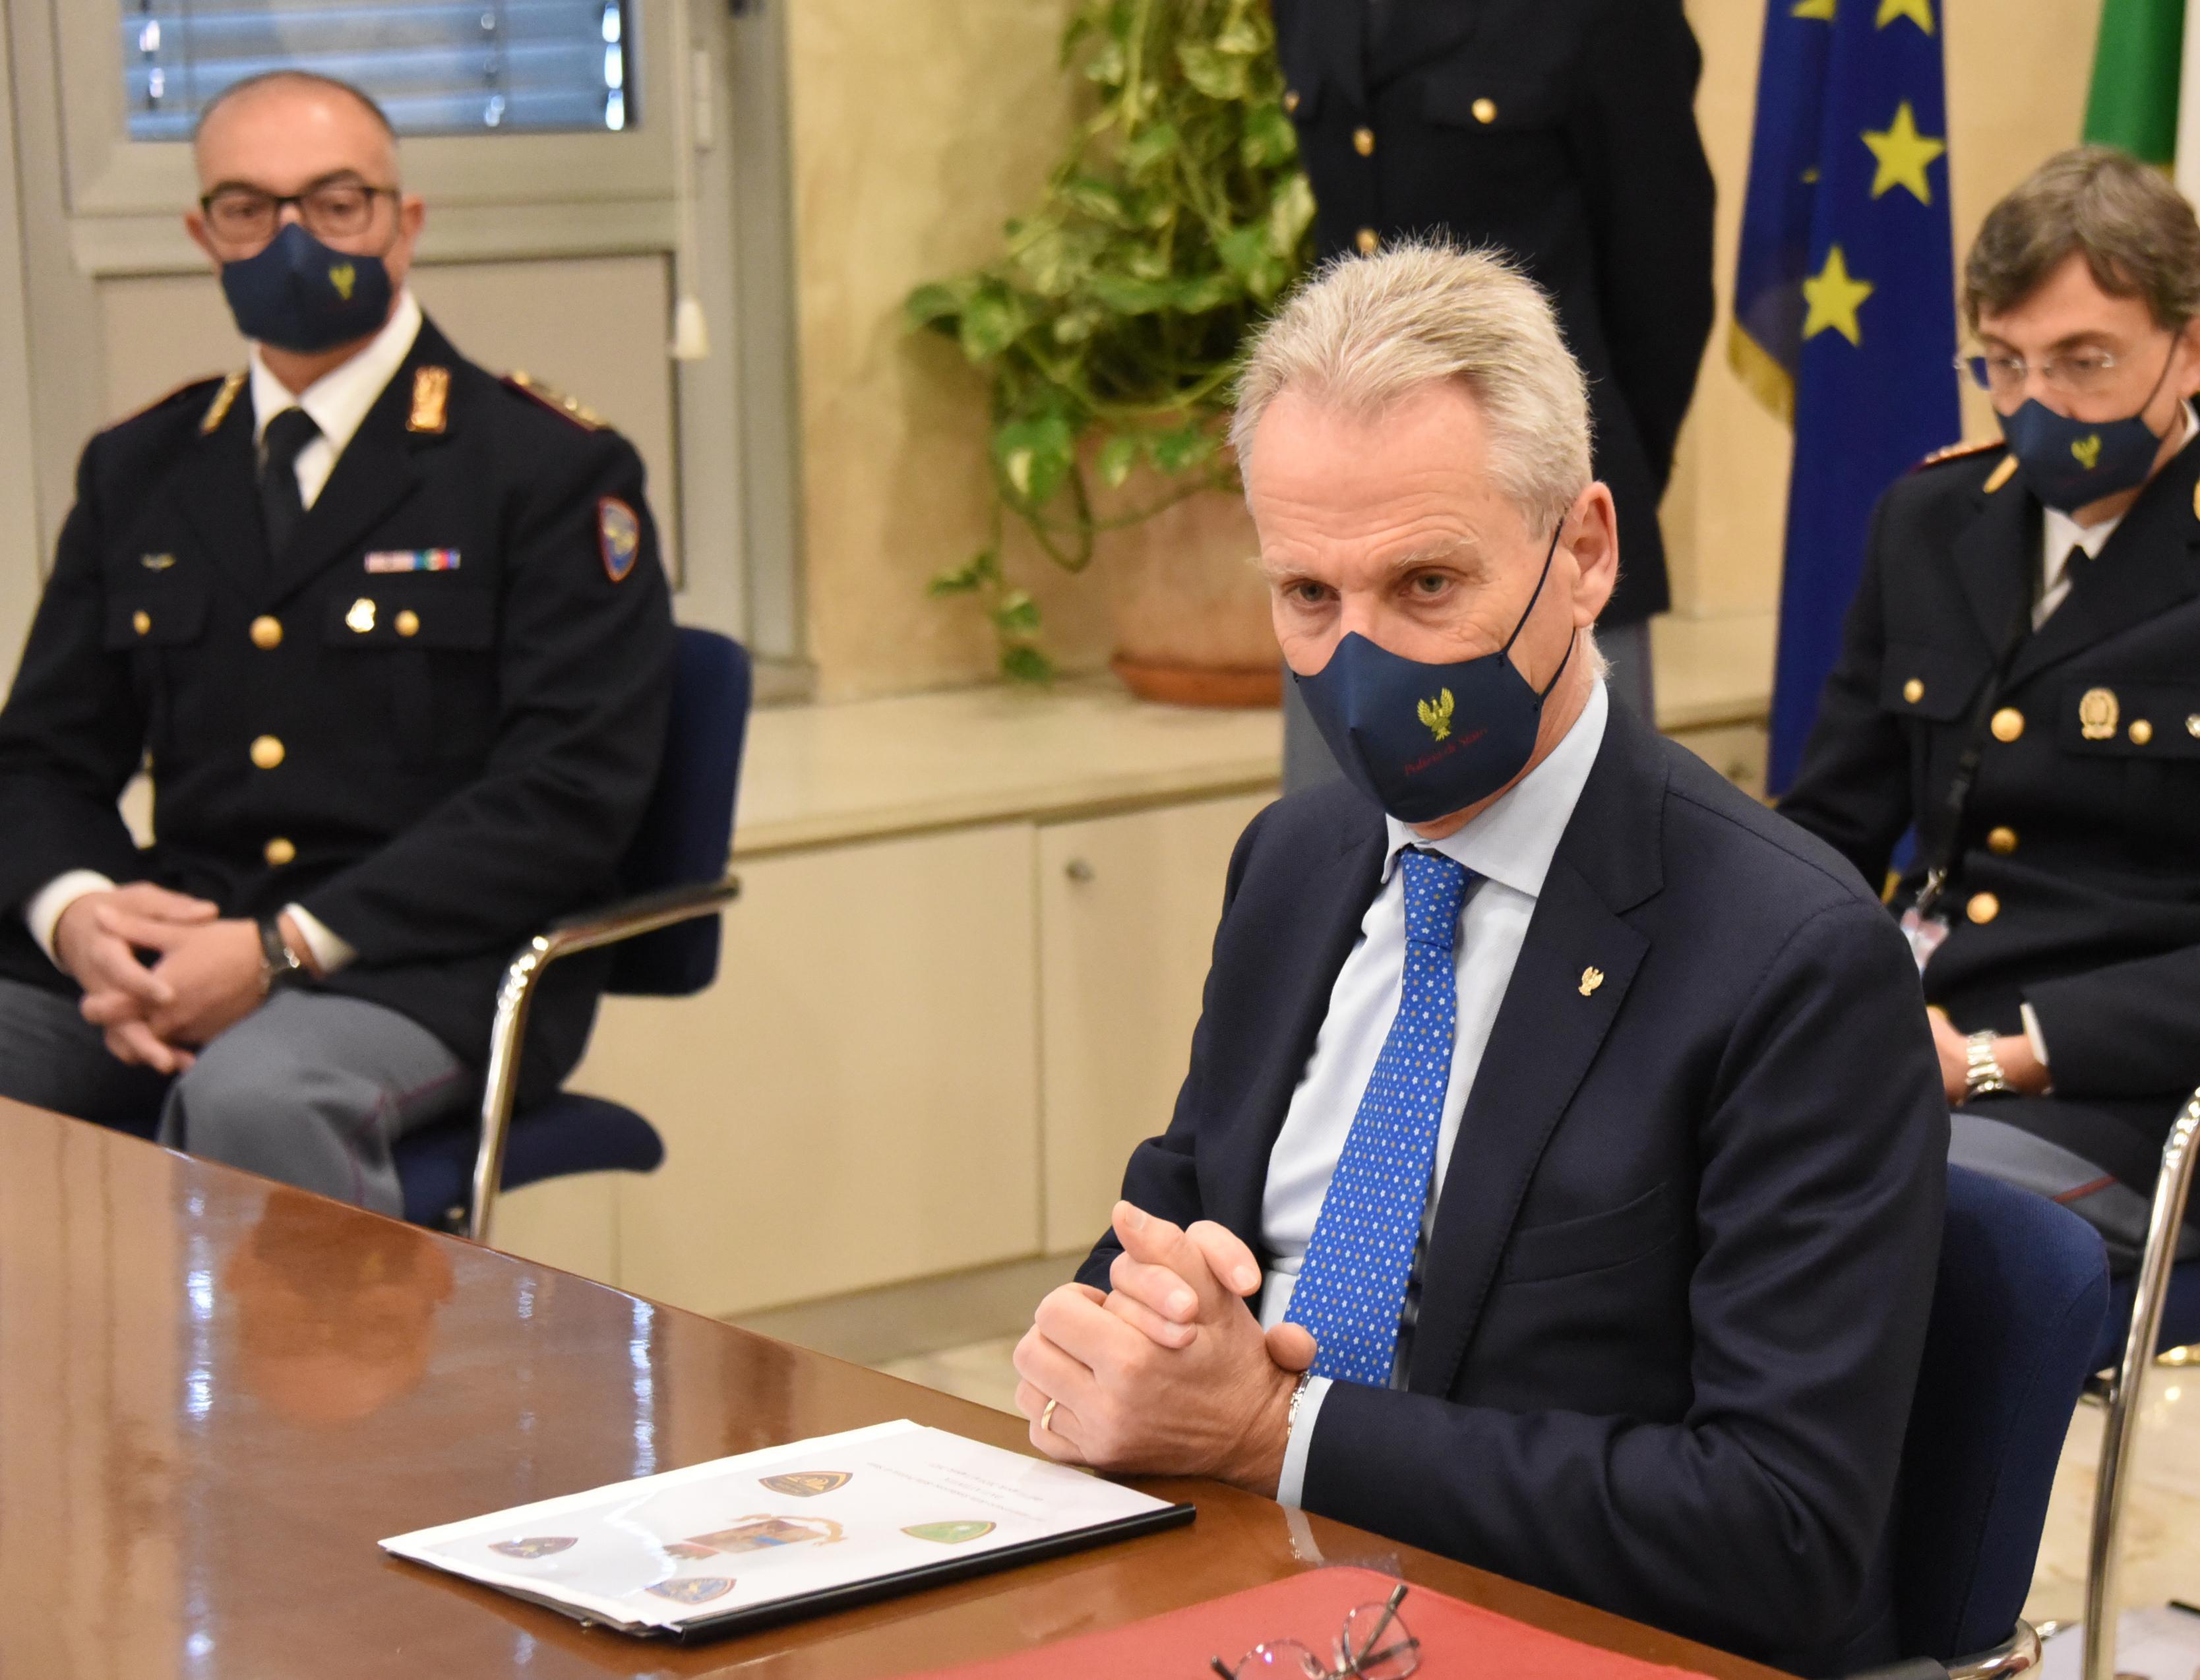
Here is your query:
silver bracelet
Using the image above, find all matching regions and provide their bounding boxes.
[1963,1029,2010,1100]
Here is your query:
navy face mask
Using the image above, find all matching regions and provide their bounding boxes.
[220,222,394,355]
[1291,524,1575,825]
[1998,344,2176,512]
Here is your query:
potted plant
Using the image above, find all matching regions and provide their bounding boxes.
[904,0,1314,700]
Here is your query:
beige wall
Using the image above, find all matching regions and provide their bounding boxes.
[786,0,2105,701]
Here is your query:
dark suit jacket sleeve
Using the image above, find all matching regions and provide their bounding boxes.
[1778,496,1916,889]
[296,431,675,963]
[1572,0,1715,489]
[1303,899,1946,1661]
[2025,949,2200,1098]
[0,435,156,913]
[1074,804,1276,1291]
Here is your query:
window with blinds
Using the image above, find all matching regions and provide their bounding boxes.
[121,1,638,142]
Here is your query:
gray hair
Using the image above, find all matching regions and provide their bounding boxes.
[1231,241,1594,537]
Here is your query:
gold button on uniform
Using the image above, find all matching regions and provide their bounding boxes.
[250,615,282,649]
[1283,88,1300,113]
[1902,678,1924,704]
[249,735,285,770]
[1966,891,2001,925]
[1355,227,1380,255]
[1352,126,1376,156]
[1990,707,2025,742]
[131,610,150,636]
[2129,718,2154,744]
[394,609,420,638]
[2188,713,2200,738]
[1986,825,2017,855]
[1472,97,1498,124]
[264,837,296,867]
[346,597,377,634]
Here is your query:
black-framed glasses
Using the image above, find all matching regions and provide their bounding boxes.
[199,178,400,247]
[1209,1582,1421,1679]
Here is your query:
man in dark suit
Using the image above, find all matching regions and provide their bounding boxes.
[1272,0,1714,736]
[1011,244,1944,1676]
[1781,148,2200,1263]
[0,71,675,1213]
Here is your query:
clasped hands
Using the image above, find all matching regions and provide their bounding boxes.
[1013,1200,1318,1497]
[52,883,294,1073]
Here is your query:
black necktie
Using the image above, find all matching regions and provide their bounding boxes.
[259,407,320,560]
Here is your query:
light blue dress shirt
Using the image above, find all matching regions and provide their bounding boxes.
[1261,679,1610,1506]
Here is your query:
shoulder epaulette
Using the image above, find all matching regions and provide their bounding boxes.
[109,371,234,434]
[1910,437,2003,473]
[503,370,607,432]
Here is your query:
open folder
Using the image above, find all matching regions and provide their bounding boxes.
[379,1420,1194,1641]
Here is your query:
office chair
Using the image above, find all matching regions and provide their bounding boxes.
[1860,1166,2109,1680]
[2075,1091,2200,1680]
[392,626,752,1243]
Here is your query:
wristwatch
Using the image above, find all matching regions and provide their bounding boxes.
[256,914,310,994]
[1963,1029,2010,1100]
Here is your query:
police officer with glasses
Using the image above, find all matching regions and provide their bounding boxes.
[0,70,675,1214]
[1782,146,2200,1265]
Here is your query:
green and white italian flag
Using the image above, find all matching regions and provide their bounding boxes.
[2085,0,2200,200]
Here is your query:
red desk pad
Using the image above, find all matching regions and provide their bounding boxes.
[910,1563,1717,1679]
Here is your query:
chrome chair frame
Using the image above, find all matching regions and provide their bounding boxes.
[2080,1087,2200,1680]
[1951,1621,2042,1680]
[466,875,741,1245]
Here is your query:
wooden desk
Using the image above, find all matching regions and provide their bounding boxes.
[0,1100,1787,1680]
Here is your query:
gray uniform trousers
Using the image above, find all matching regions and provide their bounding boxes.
[0,975,470,1217]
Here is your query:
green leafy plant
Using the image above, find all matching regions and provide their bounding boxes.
[905,0,1314,680]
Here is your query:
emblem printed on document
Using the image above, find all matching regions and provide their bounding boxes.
[760,1471,851,1498]
[683,1515,846,1555]
[2079,686,2120,740]
[902,1521,996,1545]
[599,496,641,583]
[365,549,460,573]
[645,1576,735,1605]
[487,1536,577,1559]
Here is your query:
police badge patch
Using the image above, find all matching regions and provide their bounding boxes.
[598,496,640,583]
[759,1472,851,1498]
[645,1576,735,1605]
[488,1536,577,1559]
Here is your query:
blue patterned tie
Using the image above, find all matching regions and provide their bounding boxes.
[1285,848,1472,1387]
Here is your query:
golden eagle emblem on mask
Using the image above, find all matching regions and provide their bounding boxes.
[2070,433,2102,471]
[328,262,357,301]
[1417,688,1455,742]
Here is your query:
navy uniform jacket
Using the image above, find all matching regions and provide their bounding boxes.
[1781,440,2200,1190]
[0,316,677,1102]
[1080,702,1947,1676]
[1272,0,1715,626]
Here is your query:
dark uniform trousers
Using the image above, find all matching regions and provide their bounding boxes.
[1271,0,1715,633]
[1781,439,2200,1251]
[0,316,677,1213]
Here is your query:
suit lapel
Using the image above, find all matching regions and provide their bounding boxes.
[1368,0,1483,90]
[1949,471,2035,658]
[1211,814,1386,1248]
[2004,443,2200,690]
[1405,705,1664,1396]
[265,321,458,609]
[1302,0,1369,112]
[174,383,271,601]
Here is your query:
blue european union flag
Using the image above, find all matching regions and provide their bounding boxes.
[1733,0,1961,791]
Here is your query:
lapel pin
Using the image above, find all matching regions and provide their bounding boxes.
[1579,966,1604,997]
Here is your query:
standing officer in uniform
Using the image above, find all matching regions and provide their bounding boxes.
[1782,148,2200,1262]
[1271,0,1714,781]
[0,71,677,1215]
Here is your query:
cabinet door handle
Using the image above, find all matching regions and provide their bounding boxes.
[1064,858,1096,884]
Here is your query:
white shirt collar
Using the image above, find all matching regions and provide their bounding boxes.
[248,289,423,454]
[1379,677,1610,901]
[2042,397,2200,562]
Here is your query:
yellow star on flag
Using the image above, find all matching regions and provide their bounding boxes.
[1791,0,1835,16]
[1876,0,1934,32]
[1862,101,1946,203]
[1802,245,1874,346]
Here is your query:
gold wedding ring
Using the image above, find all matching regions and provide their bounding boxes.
[1039,1397,1059,1433]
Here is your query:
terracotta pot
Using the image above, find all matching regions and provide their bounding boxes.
[1089,458,1280,707]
